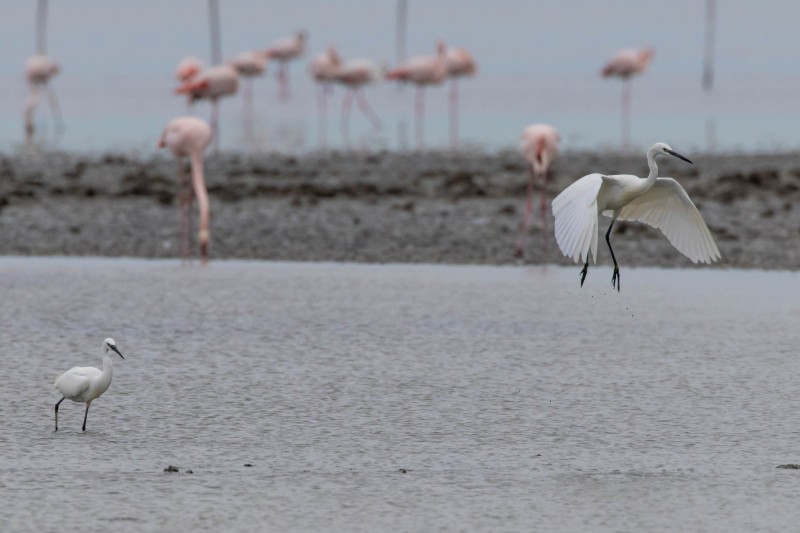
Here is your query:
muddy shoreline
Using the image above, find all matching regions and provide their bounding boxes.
[0,149,798,269]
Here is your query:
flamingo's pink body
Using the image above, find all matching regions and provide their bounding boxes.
[445,47,477,78]
[515,124,560,258]
[444,46,477,146]
[334,58,382,144]
[230,51,267,77]
[158,117,213,261]
[176,64,238,150]
[601,47,654,148]
[24,54,61,142]
[387,42,447,85]
[310,46,341,83]
[601,48,654,78]
[266,30,307,100]
[176,56,204,82]
[386,42,447,148]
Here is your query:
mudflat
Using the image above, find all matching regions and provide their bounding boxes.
[0,149,796,269]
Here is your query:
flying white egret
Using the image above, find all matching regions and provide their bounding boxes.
[552,142,720,291]
[54,338,124,432]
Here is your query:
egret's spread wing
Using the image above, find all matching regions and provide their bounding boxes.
[612,178,721,263]
[552,173,604,264]
[54,366,98,398]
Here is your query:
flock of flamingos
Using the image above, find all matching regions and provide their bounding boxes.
[23,33,720,297]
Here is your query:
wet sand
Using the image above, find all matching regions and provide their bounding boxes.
[0,149,797,269]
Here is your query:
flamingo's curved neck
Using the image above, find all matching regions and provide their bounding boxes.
[189,150,210,254]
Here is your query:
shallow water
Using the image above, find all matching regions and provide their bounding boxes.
[1,258,800,532]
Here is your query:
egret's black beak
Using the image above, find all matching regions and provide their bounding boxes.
[109,344,124,359]
[665,148,693,165]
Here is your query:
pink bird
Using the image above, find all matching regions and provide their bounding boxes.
[386,41,448,149]
[176,64,238,151]
[176,56,204,82]
[309,45,342,146]
[229,50,268,134]
[515,124,560,259]
[334,58,383,146]
[158,117,213,262]
[601,47,654,148]
[24,54,62,143]
[265,30,308,101]
[444,46,477,147]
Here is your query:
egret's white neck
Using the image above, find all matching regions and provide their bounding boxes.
[102,352,114,378]
[644,146,661,185]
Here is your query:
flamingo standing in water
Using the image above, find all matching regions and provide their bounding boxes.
[600,47,654,148]
[515,124,560,259]
[387,41,447,149]
[158,117,213,262]
[24,54,62,143]
[444,46,477,147]
[309,45,342,146]
[230,50,267,134]
[334,58,383,146]
[176,64,238,151]
[265,30,307,101]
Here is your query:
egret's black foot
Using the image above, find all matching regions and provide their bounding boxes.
[611,267,621,292]
[579,264,588,287]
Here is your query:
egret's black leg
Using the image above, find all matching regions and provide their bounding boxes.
[605,220,620,291]
[82,401,91,432]
[55,397,65,431]
[579,257,589,287]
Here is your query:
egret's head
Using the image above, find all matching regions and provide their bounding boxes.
[651,142,693,165]
[103,338,124,359]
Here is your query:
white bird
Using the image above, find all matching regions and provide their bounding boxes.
[552,142,720,291]
[54,338,124,432]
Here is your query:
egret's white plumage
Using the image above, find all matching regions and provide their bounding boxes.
[552,142,720,290]
[54,338,124,432]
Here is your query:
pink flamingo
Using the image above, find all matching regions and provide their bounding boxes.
[334,58,383,146]
[265,30,307,101]
[386,41,447,149]
[175,56,204,113]
[515,124,560,259]
[600,47,654,148]
[158,117,213,262]
[24,54,62,143]
[230,50,267,134]
[444,46,477,147]
[176,64,238,151]
[309,45,342,146]
[176,56,204,83]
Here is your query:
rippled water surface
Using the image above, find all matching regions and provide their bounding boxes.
[2,258,800,532]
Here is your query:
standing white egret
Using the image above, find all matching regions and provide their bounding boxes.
[54,338,124,432]
[552,142,720,291]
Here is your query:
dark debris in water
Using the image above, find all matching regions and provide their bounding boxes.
[163,465,180,473]
[776,464,800,469]
[244,463,254,467]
